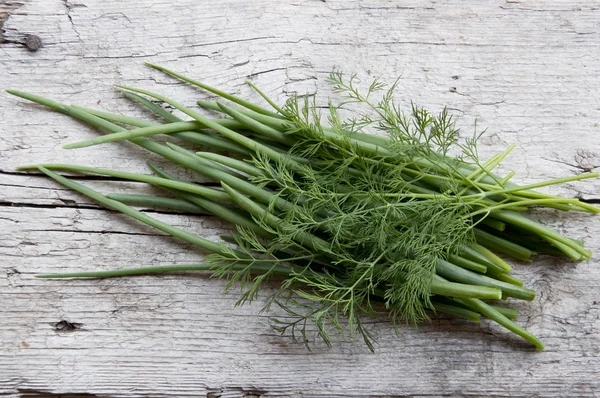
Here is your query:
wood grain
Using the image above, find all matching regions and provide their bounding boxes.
[1,0,599,397]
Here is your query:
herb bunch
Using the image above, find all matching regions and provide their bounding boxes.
[9,64,598,351]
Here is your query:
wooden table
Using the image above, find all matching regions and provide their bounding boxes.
[1,1,599,396]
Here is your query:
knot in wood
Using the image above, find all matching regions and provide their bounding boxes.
[25,34,42,51]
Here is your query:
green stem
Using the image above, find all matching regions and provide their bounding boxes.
[165,142,248,180]
[474,173,600,202]
[494,273,524,287]
[123,91,184,122]
[459,244,510,274]
[431,275,502,300]
[35,166,228,255]
[116,85,307,173]
[447,254,487,274]
[72,105,156,128]
[69,103,290,214]
[466,243,512,273]
[74,104,252,155]
[435,259,535,301]
[452,299,518,320]
[477,217,506,231]
[7,90,255,185]
[470,198,585,216]
[246,80,286,115]
[36,262,291,279]
[491,210,592,259]
[459,145,514,196]
[473,228,536,262]
[19,163,231,202]
[217,102,295,145]
[461,297,544,350]
[543,236,583,261]
[147,162,269,237]
[222,182,330,254]
[63,121,202,149]
[174,131,253,156]
[106,193,209,214]
[196,152,263,177]
[198,100,288,130]
[430,302,481,322]
[145,62,282,118]
[199,99,393,157]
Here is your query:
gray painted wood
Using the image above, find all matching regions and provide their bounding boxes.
[1,0,599,396]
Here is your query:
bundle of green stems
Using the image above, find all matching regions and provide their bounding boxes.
[9,64,598,351]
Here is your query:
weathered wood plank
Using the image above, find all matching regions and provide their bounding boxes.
[2,206,600,397]
[1,209,599,397]
[1,0,599,397]
[0,173,213,207]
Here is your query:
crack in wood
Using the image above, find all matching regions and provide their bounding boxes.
[30,228,165,237]
[0,201,102,211]
[0,169,143,182]
[52,320,83,333]
[206,387,267,398]
[0,1,28,44]
[0,170,224,187]
[0,200,223,219]
[18,389,103,398]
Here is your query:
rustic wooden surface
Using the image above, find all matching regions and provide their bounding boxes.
[1,0,599,397]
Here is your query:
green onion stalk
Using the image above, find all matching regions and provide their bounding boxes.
[8,64,598,351]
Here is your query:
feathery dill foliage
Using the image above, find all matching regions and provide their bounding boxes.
[207,72,478,347]
[12,64,596,351]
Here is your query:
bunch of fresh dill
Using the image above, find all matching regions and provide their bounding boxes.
[8,64,598,351]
